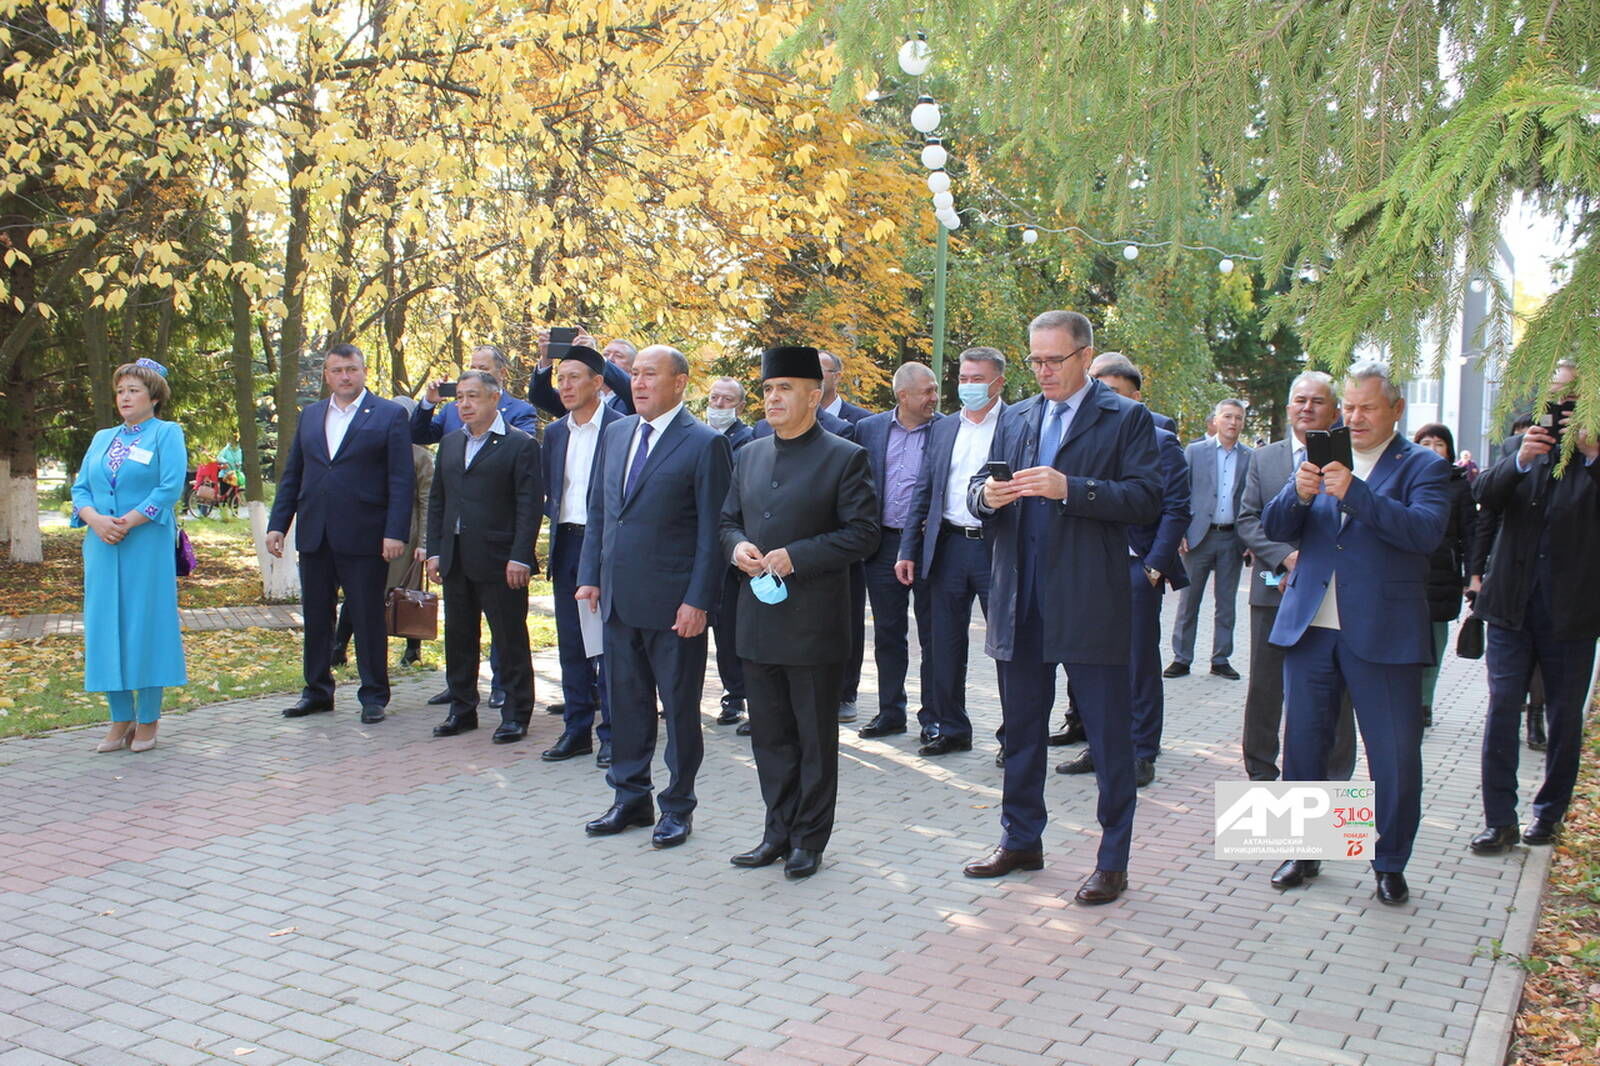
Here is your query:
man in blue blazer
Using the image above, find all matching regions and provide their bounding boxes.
[962,311,1162,905]
[539,346,626,767]
[411,344,539,445]
[853,364,941,745]
[898,348,1007,753]
[267,344,414,724]
[1057,354,1191,788]
[820,350,874,426]
[576,345,733,849]
[529,330,637,418]
[1261,361,1449,905]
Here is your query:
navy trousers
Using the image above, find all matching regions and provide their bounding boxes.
[713,568,745,704]
[839,562,867,705]
[863,531,933,729]
[926,529,990,743]
[551,529,610,743]
[1282,626,1423,872]
[603,619,707,815]
[1482,580,1597,829]
[300,547,389,709]
[1127,558,1164,762]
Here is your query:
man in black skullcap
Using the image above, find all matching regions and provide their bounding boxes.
[719,346,880,880]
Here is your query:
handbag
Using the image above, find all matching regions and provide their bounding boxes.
[1456,613,1484,659]
[175,527,197,577]
[385,559,438,640]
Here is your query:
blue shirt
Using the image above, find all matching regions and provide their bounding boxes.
[1214,439,1242,525]
[882,414,933,529]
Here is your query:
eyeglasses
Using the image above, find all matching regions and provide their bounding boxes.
[1025,344,1088,372]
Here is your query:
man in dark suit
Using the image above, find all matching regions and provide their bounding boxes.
[529,329,637,418]
[266,344,413,724]
[411,344,539,444]
[1261,361,1449,905]
[539,345,625,767]
[1235,371,1357,782]
[422,372,542,742]
[899,347,1006,754]
[721,346,879,879]
[820,350,874,426]
[1469,361,1600,856]
[577,345,733,849]
[1095,351,1176,434]
[962,310,1162,906]
[706,377,757,727]
[1056,354,1190,788]
[854,363,940,745]
[1168,399,1253,679]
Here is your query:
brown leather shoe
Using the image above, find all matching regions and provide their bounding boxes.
[962,845,1044,879]
[1074,868,1127,905]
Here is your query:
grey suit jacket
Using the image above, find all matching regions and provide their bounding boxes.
[1236,436,1299,608]
[1184,438,1253,548]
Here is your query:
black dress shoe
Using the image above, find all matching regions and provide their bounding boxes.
[1469,825,1520,854]
[963,845,1044,878]
[1523,818,1561,845]
[282,699,334,718]
[1270,859,1321,890]
[1162,661,1190,678]
[545,701,565,716]
[919,735,972,756]
[359,706,385,724]
[717,699,745,725]
[427,688,453,706]
[596,740,612,768]
[652,812,692,849]
[1057,750,1095,775]
[836,701,858,723]
[1210,662,1241,680]
[491,721,526,744]
[735,721,752,737]
[784,848,821,879]
[399,642,422,666]
[1074,868,1127,905]
[488,688,507,710]
[541,732,593,761]
[585,801,653,836]
[433,713,478,737]
[858,716,907,739]
[1134,757,1156,788]
[1049,719,1086,746]
[730,841,789,868]
[1374,870,1409,905]
[1526,705,1547,750]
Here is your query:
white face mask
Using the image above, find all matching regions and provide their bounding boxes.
[706,405,737,429]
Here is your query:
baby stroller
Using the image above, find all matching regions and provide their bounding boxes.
[189,461,242,518]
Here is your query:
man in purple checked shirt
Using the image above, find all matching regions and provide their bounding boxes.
[852,363,943,747]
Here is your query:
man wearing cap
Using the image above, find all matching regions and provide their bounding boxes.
[540,344,626,767]
[577,345,732,850]
[720,346,880,880]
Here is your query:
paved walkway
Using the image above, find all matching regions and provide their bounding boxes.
[0,592,1558,1065]
[0,605,305,642]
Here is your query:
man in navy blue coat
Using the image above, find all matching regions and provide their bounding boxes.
[577,345,733,849]
[267,344,413,724]
[962,311,1162,906]
[411,344,539,445]
[1057,354,1192,788]
[1261,361,1449,905]
[706,377,757,727]
[539,345,626,767]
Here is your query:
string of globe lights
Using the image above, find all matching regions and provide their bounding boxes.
[893,33,1263,275]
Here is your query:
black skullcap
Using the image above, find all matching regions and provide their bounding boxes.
[761,346,823,382]
[559,344,606,376]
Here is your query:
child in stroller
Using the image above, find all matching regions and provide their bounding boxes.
[189,460,242,518]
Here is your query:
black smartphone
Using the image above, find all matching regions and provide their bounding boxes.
[438,381,457,399]
[1304,430,1332,469]
[1327,425,1353,467]
[548,326,579,363]
[986,460,1014,482]
[1540,398,1576,443]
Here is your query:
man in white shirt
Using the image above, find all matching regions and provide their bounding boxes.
[896,347,1006,754]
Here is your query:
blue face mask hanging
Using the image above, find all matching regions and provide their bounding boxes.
[750,571,788,605]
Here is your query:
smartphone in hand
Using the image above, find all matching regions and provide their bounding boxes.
[438,381,458,399]
[548,327,579,363]
[986,460,1014,482]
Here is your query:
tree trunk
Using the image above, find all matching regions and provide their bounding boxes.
[274,121,314,480]
[82,301,117,428]
[249,501,300,601]
[229,165,266,504]
[0,456,11,544]
[3,347,42,562]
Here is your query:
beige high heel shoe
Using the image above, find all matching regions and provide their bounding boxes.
[96,725,134,753]
[130,722,159,753]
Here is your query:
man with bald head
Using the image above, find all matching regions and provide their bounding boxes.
[854,363,942,746]
[577,345,733,849]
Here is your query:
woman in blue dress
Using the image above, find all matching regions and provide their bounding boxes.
[71,359,188,752]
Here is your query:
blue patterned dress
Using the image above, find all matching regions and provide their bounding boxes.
[71,418,189,691]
